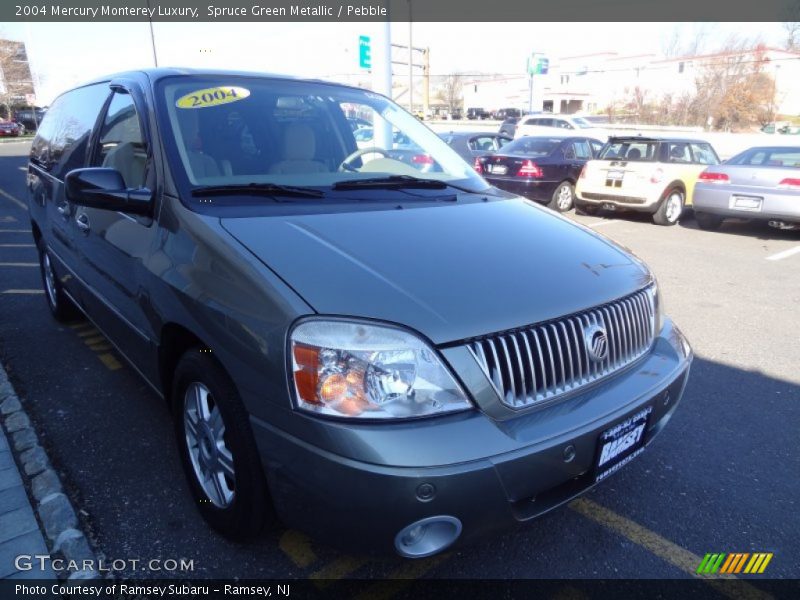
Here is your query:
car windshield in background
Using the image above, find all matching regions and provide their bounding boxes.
[501,137,560,157]
[727,146,800,168]
[572,117,594,129]
[155,77,487,198]
[601,140,658,161]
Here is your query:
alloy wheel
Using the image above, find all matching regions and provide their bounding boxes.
[184,382,236,508]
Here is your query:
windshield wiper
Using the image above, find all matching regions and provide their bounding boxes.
[333,175,474,193]
[191,183,324,199]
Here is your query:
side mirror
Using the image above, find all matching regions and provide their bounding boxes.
[65,168,152,216]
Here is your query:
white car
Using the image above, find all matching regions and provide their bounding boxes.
[515,115,608,141]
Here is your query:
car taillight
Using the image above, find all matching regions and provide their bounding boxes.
[412,154,434,165]
[473,157,483,174]
[698,170,730,183]
[517,160,543,178]
[778,178,800,189]
[650,168,664,184]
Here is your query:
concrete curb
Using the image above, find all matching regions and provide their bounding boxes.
[0,362,101,580]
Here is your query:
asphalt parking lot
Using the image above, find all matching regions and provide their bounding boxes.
[0,140,798,590]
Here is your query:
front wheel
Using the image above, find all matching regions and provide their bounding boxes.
[652,189,684,226]
[548,181,575,212]
[36,240,79,322]
[173,349,275,540]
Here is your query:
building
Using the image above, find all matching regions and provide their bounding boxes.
[0,40,36,119]
[462,46,800,118]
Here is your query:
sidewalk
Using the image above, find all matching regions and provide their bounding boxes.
[0,422,55,580]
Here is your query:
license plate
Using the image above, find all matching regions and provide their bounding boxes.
[594,406,652,483]
[489,164,508,175]
[606,170,624,180]
[729,195,762,211]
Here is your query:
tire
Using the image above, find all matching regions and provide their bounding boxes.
[36,240,79,322]
[173,349,274,540]
[695,211,724,231]
[652,188,684,226]
[575,202,599,216]
[547,181,575,212]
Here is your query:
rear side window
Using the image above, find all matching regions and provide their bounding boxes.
[571,140,592,159]
[667,142,692,163]
[689,143,719,165]
[601,140,657,161]
[468,136,498,152]
[92,92,148,189]
[728,147,800,168]
[30,83,110,179]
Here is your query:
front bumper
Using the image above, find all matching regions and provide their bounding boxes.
[693,185,800,222]
[251,318,692,556]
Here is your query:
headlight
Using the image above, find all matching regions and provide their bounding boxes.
[290,319,472,419]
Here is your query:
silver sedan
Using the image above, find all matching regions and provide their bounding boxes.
[692,145,800,230]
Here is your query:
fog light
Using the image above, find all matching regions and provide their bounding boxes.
[394,516,462,558]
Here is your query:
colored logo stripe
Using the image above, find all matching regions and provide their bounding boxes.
[697,552,773,574]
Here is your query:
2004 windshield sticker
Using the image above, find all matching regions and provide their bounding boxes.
[176,86,250,109]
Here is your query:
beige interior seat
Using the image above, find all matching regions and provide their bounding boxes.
[102,142,146,188]
[269,123,329,175]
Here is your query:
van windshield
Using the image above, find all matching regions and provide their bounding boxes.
[156,76,488,197]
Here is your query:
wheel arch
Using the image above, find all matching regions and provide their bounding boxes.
[158,322,215,409]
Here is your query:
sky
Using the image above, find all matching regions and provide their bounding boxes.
[0,21,789,104]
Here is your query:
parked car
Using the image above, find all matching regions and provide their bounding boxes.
[28,69,691,558]
[14,108,46,131]
[0,120,22,137]
[515,114,608,141]
[475,136,604,212]
[492,108,521,120]
[353,126,438,172]
[575,136,720,225]
[439,131,512,163]
[499,117,520,137]
[466,107,489,120]
[692,145,800,230]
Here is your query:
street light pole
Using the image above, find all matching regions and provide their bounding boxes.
[145,0,158,67]
[407,0,413,114]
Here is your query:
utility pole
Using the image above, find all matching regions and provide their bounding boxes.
[407,1,413,114]
[372,16,393,148]
[423,47,430,118]
[145,0,158,66]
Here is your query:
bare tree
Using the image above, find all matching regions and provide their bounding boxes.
[436,73,463,116]
[784,22,800,50]
[661,23,710,59]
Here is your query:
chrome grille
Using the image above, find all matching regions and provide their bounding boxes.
[468,286,656,409]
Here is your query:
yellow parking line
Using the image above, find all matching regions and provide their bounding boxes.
[0,187,27,210]
[68,322,91,330]
[83,335,107,345]
[278,530,317,569]
[97,353,122,371]
[353,555,448,600]
[76,328,99,337]
[1,289,43,294]
[310,556,369,589]
[87,343,113,352]
[569,499,772,600]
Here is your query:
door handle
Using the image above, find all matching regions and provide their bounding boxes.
[56,202,70,216]
[75,213,91,233]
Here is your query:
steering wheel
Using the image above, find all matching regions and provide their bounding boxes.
[339,147,390,172]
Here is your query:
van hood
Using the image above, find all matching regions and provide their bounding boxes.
[221,197,651,344]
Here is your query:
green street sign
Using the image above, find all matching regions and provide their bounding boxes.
[527,55,549,75]
[359,35,371,69]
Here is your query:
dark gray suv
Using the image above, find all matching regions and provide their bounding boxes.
[27,69,692,558]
